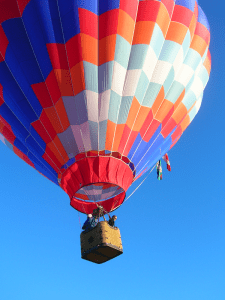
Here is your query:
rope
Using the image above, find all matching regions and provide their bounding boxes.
[124,163,156,203]
[78,211,82,231]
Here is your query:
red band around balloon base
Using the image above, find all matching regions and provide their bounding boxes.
[60,155,134,214]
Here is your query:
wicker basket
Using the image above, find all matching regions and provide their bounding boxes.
[80,221,123,264]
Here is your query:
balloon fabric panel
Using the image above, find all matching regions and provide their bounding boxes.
[0,0,211,213]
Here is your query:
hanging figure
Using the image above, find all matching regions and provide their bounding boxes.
[156,160,163,180]
[82,214,97,233]
[108,215,117,227]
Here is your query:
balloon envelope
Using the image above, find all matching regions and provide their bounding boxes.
[0,0,211,213]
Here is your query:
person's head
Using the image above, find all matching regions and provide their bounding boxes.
[88,214,92,218]
[112,215,117,220]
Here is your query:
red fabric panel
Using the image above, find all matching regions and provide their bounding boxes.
[0,25,8,61]
[66,34,83,68]
[61,156,134,214]
[195,23,210,45]
[140,109,153,138]
[32,82,53,108]
[45,71,61,105]
[17,0,31,15]
[78,8,98,39]
[99,10,119,39]
[136,1,161,22]
[172,5,193,27]
[161,0,175,18]
[1,126,16,144]
[161,106,174,129]
[0,0,20,24]
[171,125,182,142]
[47,43,69,70]
[119,0,139,20]
[143,119,161,142]
[161,118,177,138]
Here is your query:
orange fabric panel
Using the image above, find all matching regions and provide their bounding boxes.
[174,89,185,110]
[155,99,173,122]
[133,106,150,131]
[126,97,140,129]
[99,34,116,65]
[112,124,125,152]
[117,9,135,44]
[156,2,171,37]
[172,102,188,124]
[132,21,155,45]
[70,62,86,95]
[54,69,73,96]
[105,120,116,150]
[80,33,98,65]
[152,86,165,116]
[180,114,190,132]
[47,136,69,165]
[190,34,208,57]
[189,15,197,39]
[166,22,188,45]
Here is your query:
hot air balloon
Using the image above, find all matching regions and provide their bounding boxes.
[0,0,211,263]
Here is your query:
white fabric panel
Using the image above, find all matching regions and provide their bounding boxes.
[111,61,127,96]
[175,64,195,87]
[191,76,204,98]
[122,69,142,97]
[86,90,98,122]
[98,90,111,122]
[142,46,158,81]
[173,47,184,77]
[151,60,172,84]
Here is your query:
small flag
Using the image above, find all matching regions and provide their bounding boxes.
[162,153,171,171]
[156,160,162,180]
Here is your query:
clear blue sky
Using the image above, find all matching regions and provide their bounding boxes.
[1,1,224,300]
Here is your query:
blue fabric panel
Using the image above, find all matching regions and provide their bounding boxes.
[135,71,149,103]
[0,104,30,143]
[184,48,201,70]
[88,120,98,150]
[159,41,180,63]
[26,135,45,158]
[78,0,98,14]
[175,0,195,11]
[117,96,133,124]
[2,18,37,63]
[4,46,42,87]
[198,5,210,31]
[83,62,98,93]
[108,91,121,123]
[114,35,131,69]
[150,24,165,58]
[33,0,64,43]
[62,157,75,169]
[160,135,172,154]
[166,81,184,104]
[29,126,46,150]
[127,133,142,161]
[98,62,114,93]
[35,46,52,80]
[60,6,80,42]
[14,138,29,156]
[128,44,148,70]
[182,30,191,55]
[163,67,174,95]
[99,120,107,150]
[131,125,162,166]
[99,0,120,15]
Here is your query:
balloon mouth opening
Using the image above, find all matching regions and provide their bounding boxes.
[73,182,125,203]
